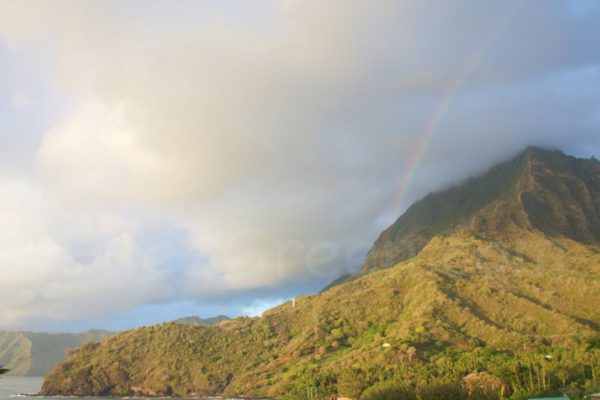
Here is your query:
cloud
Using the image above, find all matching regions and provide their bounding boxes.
[0,177,178,328]
[37,100,166,205]
[11,92,31,108]
[0,0,599,328]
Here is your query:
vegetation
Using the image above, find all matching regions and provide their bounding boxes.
[41,148,600,399]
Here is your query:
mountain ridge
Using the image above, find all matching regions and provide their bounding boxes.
[361,147,600,272]
[172,315,231,326]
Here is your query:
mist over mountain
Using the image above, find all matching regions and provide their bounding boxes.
[40,148,600,399]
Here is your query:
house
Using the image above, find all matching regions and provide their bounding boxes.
[588,393,600,400]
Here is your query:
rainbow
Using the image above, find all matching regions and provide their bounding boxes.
[388,5,520,216]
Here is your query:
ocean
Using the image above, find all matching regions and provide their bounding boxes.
[0,377,43,400]
[0,376,259,400]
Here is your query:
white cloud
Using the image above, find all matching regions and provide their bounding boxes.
[37,101,166,205]
[0,177,177,328]
[11,92,31,108]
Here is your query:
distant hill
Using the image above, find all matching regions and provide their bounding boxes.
[173,315,230,326]
[0,330,112,376]
[0,316,228,377]
[41,148,600,399]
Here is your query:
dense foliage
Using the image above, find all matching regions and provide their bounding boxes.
[281,343,600,399]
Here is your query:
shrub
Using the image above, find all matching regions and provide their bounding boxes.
[337,368,368,399]
[331,329,345,340]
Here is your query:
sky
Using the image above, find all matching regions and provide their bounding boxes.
[0,0,599,332]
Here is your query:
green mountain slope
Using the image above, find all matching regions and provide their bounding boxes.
[362,147,600,272]
[0,330,111,376]
[41,148,600,399]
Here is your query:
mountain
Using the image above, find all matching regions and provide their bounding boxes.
[0,330,112,376]
[41,148,600,399]
[172,315,230,326]
[362,147,600,272]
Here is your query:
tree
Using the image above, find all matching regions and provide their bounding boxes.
[0,365,8,375]
[337,368,368,399]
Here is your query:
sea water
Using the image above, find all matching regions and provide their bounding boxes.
[0,376,261,400]
[0,377,44,400]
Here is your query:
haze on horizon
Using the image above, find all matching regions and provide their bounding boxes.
[0,0,599,332]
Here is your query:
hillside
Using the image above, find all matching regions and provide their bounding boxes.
[0,330,111,376]
[41,148,600,399]
[0,315,226,377]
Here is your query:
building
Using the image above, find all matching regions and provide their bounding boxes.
[587,393,600,400]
